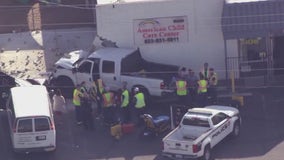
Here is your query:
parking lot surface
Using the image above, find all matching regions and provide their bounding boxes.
[1,87,284,160]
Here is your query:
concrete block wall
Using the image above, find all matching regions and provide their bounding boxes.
[0,27,96,79]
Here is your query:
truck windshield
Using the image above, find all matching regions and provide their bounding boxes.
[182,116,210,128]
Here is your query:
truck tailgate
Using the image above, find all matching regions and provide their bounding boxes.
[163,128,195,155]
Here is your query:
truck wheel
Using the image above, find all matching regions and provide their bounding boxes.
[231,122,241,138]
[141,89,151,106]
[201,146,211,160]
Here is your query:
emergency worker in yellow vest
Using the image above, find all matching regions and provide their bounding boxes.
[120,82,130,123]
[133,87,146,126]
[73,84,84,125]
[97,78,105,95]
[186,69,199,104]
[208,68,218,104]
[102,86,115,125]
[200,62,210,81]
[89,81,98,105]
[80,81,89,99]
[197,73,208,107]
[96,78,105,116]
[176,78,188,105]
[89,80,101,117]
[80,81,94,130]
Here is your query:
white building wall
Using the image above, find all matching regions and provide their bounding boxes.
[96,0,237,79]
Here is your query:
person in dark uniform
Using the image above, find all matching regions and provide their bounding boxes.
[81,95,95,130]
[133,87,146,126]
[120,82,130,123]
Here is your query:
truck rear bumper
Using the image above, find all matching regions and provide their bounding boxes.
[14,145,56,153]
[159,91,178,101]
[161,91,175,97]
[153,96,177,104]
[162,152,198,159]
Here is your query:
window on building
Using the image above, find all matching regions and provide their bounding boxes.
[238,37,268,77]
[239,37,267,61]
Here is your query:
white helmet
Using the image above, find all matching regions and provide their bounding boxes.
[134,87,139,92]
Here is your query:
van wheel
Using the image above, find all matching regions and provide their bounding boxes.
[201,146,211,160]
[231,122,241,138]
[47,148,56,158]
[12,150,28,158]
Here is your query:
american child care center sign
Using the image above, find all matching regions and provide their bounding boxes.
[134,16,188,45]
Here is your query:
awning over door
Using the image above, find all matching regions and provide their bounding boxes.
[222,0,284,39]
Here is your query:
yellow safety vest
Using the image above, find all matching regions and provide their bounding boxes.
[135,93,145,108]
[73,89,83,106]
[209,73,218,86]
[198,80,208,93]
[176,80,187,96]
[102,92,114,107]
[121,89,129,107]
[97,79,104,94]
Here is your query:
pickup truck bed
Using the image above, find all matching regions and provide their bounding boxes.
[165,126,208,142]
[162,106,241,160]
[121,50,178,84]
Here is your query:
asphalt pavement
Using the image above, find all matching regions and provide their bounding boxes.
[1,82,284,160]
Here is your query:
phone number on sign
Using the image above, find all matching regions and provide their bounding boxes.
[144,37,179,44]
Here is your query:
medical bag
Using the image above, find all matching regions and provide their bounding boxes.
[122,123,135,134]
[110,123,122,139]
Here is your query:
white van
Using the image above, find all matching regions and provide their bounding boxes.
[6,86,56,153]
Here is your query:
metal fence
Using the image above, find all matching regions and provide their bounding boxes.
[226,56,269,78]
[226,56,271,88]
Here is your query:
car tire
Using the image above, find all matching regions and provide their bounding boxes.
[201,145,211,160]
[140,87,151,106]
[231,121,241,138]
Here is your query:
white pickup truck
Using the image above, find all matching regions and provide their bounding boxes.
[47,48,179,99]
[162,105,241,160]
